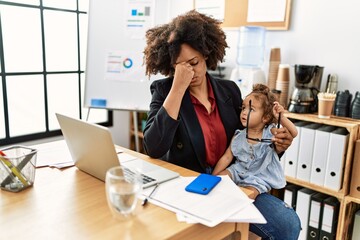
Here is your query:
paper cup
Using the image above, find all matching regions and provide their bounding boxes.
[318,98,335,118]
[267,48,281,90]
[276,64,290,82]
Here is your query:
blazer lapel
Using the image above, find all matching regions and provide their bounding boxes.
[179,91,207,169]
[209,76,240,142]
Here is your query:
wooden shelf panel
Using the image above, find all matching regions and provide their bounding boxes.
[345,195,360,205]
[130,111,147,153]
[284,112,360,132]
[340,197,360,239]
[130,130,144,139]
[286,176,345,199]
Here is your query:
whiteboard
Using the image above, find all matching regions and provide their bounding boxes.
[84,0,193,111]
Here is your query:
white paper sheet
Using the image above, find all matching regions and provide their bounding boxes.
[175,175,266,224]
[141,175,257,227]
[32,140,73,168]
[195,0,225,21]
[176,202,266,224]
[247,0,287,22]
[117,152,138,163]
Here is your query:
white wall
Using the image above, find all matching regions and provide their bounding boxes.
[223,0,360,95]
[23,1,360,149]
[112,0,360,149]
[111,110,130,147]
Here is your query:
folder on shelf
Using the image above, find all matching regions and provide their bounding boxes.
[310,125,337,186]
[350,140,360,198]
[307,192,329,240]
[324,127,349,191]
[296,123,322,182]
[284,121,309,178]
[352,210,360,240]
[296,188,317,240]
[319,196,340,240]
[283,183,302,210]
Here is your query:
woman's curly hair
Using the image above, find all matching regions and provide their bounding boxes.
[143,10,228,77]
[250,84,279,125]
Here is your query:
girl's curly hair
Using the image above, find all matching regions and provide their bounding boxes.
[143,10,228,77]
[250,84,279,125]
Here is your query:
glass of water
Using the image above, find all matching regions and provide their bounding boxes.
[105,166,142,220]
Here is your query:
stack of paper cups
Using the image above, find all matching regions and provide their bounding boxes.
[267,47,281,90]
[275,64,290,108]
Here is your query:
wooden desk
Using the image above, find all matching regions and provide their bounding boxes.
[0,145,251,240]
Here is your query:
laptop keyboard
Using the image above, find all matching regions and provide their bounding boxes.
[123,167,156,184]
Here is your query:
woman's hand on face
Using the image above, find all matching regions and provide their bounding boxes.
[173,62,194,92]
[271,126,294,154]
[162,62,194,119]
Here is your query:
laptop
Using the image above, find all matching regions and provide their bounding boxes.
[55,113,179,188]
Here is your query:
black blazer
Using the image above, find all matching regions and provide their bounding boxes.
[143,73,243,173]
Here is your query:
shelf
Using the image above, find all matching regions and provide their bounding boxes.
[130,112,147,153]
[284,112,360,240]
[284,112,360,132]
[130,130,144,139]
[345,195,360,205]
[340,196,360,239]
[286,176,345,200]
[286,112,360,197]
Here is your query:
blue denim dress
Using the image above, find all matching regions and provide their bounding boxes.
[227,124,286,194]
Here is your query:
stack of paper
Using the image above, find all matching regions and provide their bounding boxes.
[141,175,265,227]
[32,140,74,168]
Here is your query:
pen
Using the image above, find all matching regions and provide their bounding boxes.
[0,151,29,187]
[1,151,35,186]
[142,183,159,206]
[277,112,281,129]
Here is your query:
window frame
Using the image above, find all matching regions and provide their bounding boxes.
[0,0,112,146]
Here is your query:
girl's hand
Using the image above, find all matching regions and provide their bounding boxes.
[273,101,284,120]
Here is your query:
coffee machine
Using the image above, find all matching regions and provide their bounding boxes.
[288,65,324,113]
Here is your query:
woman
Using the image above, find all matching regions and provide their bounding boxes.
[143,10,301,239]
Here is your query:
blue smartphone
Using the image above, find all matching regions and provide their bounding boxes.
[185,174,221,195]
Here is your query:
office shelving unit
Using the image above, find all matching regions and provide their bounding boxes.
[129,111,360,238]
[342,196,360,239]
[130,111,147,153]
[284,112,360,239]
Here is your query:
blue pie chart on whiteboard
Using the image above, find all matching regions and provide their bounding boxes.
[123,58,133,69]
